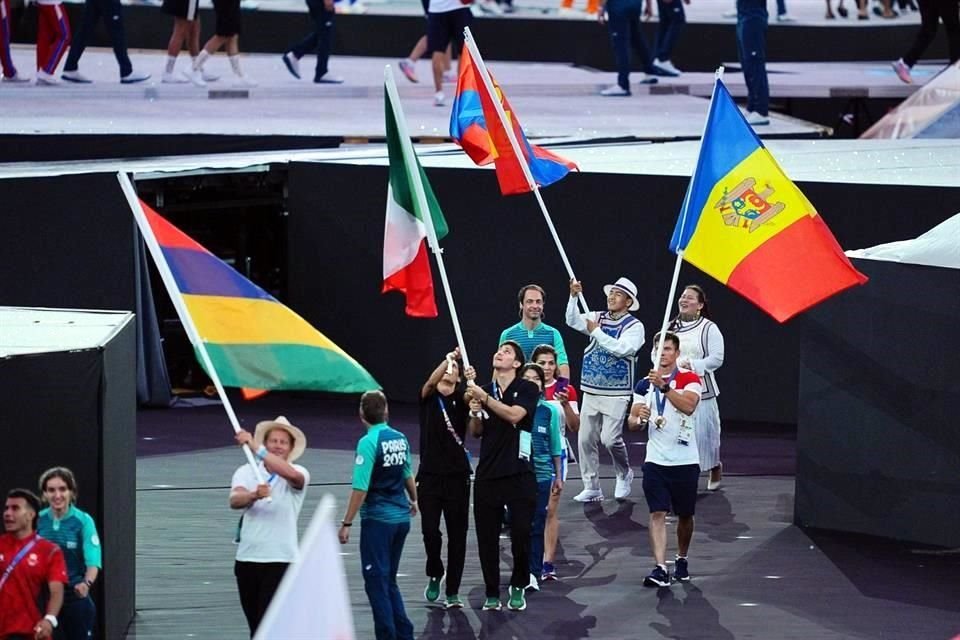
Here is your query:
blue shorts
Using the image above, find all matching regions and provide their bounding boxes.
[641,462,699,517]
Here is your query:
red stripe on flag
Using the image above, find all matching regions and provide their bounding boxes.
[726,214,868,323]
[141,201,208,252]
[382,241,439,318]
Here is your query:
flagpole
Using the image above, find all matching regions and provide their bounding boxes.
[384,67,473,371]
[649,68,724,405]
[117,172,269,486]
[463,27,590,314]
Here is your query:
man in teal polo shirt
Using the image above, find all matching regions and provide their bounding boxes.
[339,390,419,640]
[500,284,570,379]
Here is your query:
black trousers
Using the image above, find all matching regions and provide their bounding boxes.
[288,0,335,80]
[473,472,537,597]
[63,0,132,76]
[234,560,288,636]
[418,471,471,596]
[903,0,960,66]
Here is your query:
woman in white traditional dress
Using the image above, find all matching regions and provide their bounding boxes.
[669,285,725,490]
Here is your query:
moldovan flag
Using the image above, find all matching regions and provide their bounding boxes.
[139,201,379,392]
[670,80,868,323]
[254,495,356,640]
[383,85,449,317]
[450,44,578,196]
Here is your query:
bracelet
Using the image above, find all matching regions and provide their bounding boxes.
[341,521,353,527]
[44,614,58,629]
[256,445,268,461]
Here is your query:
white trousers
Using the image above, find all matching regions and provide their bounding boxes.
[577,393,632,490]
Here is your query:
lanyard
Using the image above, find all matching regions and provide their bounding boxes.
[437,396,466,448]
[654,369,679,418]
[491,381,501,401]
[0,537,39,592]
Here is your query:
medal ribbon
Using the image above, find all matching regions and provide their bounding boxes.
[653,369,679,421]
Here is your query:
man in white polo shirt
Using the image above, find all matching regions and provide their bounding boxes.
[628,331,702,588]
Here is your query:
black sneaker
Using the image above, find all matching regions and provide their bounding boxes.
[673,557,690,582]
[643,565,671,588]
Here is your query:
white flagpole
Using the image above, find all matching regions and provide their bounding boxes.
[463,27,590,314]
[649,68,724,405]
[117,172,268,485]
[384,67,473,371]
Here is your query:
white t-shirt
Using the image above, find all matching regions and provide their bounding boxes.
[232,462,310,563]
[429,0,469,14]
[635,369,702,467]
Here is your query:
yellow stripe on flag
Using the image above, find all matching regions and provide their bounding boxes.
[184,295,348,354]
[682,147,817,283]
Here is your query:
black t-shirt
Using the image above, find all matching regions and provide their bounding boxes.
[418,388,471,476]
[474,377,539,480]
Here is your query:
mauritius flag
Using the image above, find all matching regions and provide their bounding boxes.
[450,45,578,196]
[382,85,449,317]
[670,79,868,323]
[139,202,379,393]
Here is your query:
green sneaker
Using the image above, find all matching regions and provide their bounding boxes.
[444,594,465,609]
[424,573,444,603]
[507,585,527,611]
[482,596,502,611]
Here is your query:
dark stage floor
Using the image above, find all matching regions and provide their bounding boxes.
[130,396,960,639]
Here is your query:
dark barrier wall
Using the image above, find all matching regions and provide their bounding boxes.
[0,173,136,310]
[286,161,960,425]
[795,259,960,547]
[0,318,137,637]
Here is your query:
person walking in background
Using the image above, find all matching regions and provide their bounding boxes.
[652,0,687,76]
[162,0,218,83]
[736,0,770,125]
[230,416,310,636]
[34,0,70,85]
[281,0,344,84]
[37,468,102,640]
[425,0,472,106]
[190,0,255,87]
[59,0,150,84]
[1,0,28,82]
[559,0,600,19]
[417,349,475,610]
[669,285,725,490]
[598,0,659,95]
[339,390,418,640]
[891,0,959,83]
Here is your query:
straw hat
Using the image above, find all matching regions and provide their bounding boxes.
[603,277,640,311]
[253,416,307,463]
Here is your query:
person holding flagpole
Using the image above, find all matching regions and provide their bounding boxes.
[339,390,418,640]
[669,285,725,490]
[230,417,310,637]
[417,348,476,609]
[566,277,645,502]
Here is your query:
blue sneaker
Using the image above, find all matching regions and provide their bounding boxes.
[643,565,671,588]
[541,561,558,581]
[673,557,690,582]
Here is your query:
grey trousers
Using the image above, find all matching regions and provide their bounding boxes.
[577,393,632,490]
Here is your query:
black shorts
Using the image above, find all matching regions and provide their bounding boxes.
[213,0,241,36]
[426,7,471,55]
[641,462,699,517]
[162,0,199,20]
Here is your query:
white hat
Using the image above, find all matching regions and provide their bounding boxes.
[603,277,640,311]
[253,416,307,463]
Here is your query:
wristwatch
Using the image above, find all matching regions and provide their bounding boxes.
[659,383,671,394]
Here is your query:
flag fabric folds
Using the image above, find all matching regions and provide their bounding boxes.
[140,201,379,392]
[670,80,868,323]
[450,44,578,196]
[383,85,449,318]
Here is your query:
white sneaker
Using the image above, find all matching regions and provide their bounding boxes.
[233,74,258,88]
[572,488,604,502]
[121,69,151,84]
[434,91,445,106]
[653,58,682,76]
[614,469,634,500]
[600,84,630,96]
[282,51,301,79]
[776,12,796,21]
[526,573,540,592]
[745,111,770,125]
[35,70,60,85]
[202,69,220,82]
[477,0,503,14]
[442,69,456,83]
[188,68,207,87]
[1,72,30,83]
[162,71,189,83]
[722,9,738,17]
[62,70,93,83]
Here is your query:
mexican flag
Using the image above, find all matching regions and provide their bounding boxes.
[382,86,449,318]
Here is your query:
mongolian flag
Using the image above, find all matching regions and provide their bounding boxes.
[139,201,380,393]
[449,44,578,196]
[670,79,868,323]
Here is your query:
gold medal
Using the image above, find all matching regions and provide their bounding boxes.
[655,416,666,429]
